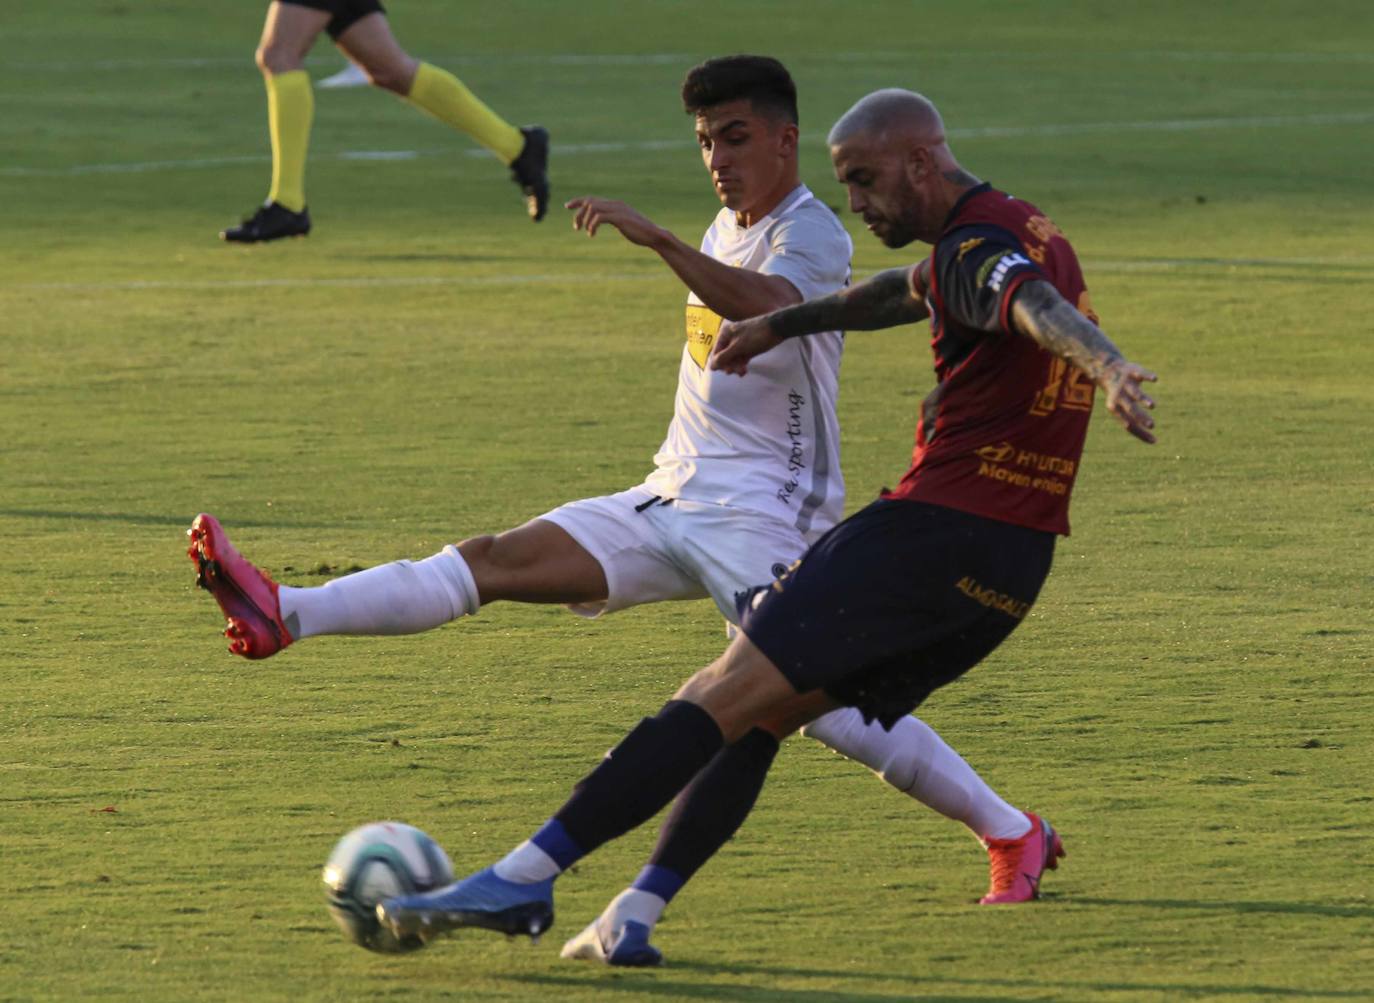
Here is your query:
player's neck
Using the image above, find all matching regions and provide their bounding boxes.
[920,172,983,242]
[733,172,803,229]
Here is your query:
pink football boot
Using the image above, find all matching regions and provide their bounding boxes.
[979,812,1065,905]
[187,513,293,659]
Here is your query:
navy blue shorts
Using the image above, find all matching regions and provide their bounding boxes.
[740,499,1055,729]
[280,0,385,40]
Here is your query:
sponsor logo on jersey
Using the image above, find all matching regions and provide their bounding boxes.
[986,252,1031,292]
[1025,214,1064,244]
[972,441,1076,496]
[975,441,1016,463]
[776,390,807,506]
[956,236,986,262]
[685,304,724,369]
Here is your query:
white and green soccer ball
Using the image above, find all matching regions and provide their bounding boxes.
[322,821,454,953]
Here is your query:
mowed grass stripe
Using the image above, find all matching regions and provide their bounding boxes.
[6,110,1372,177]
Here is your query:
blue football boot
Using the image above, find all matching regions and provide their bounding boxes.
[377,867,554,944]
[560,917,663,967]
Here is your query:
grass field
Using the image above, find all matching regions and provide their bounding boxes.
[3,2,1373,1000]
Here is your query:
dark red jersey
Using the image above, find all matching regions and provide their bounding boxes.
[883,184,1098,535]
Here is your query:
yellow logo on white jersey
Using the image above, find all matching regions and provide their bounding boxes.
[685,304,723,369]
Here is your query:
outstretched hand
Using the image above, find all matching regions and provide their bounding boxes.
[1099,361,1159,443]
[564,196,665,248]
[710,316,784,376]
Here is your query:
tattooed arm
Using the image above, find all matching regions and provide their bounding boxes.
[710,262,929,374]
[1009,279,1159,443]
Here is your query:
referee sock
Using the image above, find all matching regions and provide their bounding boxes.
[278,545,479,639]
[801,708,1028,840]
[551,700,724,862]
[264,69,312,212]
[405,62,524,164]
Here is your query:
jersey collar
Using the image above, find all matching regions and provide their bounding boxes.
[731,183,813,231]
[940,181,993,232]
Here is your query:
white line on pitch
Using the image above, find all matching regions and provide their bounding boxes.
[6,257,1370,294]
[3,272,666,293]
[11,50,1374,72]
[5,110,1371,179]
[1088,256,1374,272]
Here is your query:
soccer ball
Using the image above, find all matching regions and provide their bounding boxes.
[322,821,454,953]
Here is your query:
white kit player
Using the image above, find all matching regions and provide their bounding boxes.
[187,56,1062,964]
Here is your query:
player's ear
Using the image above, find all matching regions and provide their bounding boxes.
[906,145,931,184]
[777,121,799,158]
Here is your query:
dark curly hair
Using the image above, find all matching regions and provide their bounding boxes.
[681,55,798,125]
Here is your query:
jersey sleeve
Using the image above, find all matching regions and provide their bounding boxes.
[933,224,1045,335]
[759,209,853,301]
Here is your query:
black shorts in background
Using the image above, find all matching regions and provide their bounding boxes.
[740,499,1056,729]
[280,0,385,40]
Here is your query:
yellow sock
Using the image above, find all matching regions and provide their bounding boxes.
[406,62,524,164]
[265,69,313,212]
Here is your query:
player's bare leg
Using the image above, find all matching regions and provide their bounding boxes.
[331,11,418,93]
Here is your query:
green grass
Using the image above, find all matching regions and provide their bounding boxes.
[2,1,1373,1000]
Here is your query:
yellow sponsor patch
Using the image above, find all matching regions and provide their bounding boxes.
[685,304,724,369]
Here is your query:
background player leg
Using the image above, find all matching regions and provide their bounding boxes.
[335,13,550,221]
[221,2,323,242]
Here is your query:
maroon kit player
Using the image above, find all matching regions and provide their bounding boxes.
[374,88,1157,964]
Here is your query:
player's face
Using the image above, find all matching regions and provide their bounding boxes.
[831,137,926,248]
[695,100,797,215]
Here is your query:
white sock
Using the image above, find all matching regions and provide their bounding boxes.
[279,544,480,639]
[801,708,1029,840]
[492,840,561,884]
[599,887,666,932]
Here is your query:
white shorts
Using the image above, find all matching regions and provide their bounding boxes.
[539,485,820,623]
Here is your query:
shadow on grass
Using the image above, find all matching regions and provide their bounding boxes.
[508,961,1374,1001]
[1068,897,1374,920]
[504,972,999,1003]
[0,508,339,531]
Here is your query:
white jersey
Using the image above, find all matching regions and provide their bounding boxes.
[643,184,853,541]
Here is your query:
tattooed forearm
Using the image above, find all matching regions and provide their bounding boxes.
[772,266,929,338]
[1009,280,1124,381]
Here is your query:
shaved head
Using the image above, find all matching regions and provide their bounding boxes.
[827,88,946,149]
[827,89,978,247]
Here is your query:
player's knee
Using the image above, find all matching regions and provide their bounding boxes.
[456,534,499,574]
[361,57,417,95]
[256,43,301,76]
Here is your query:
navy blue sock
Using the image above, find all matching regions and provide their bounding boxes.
[645,727,780,888]
[552,699,724,860]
